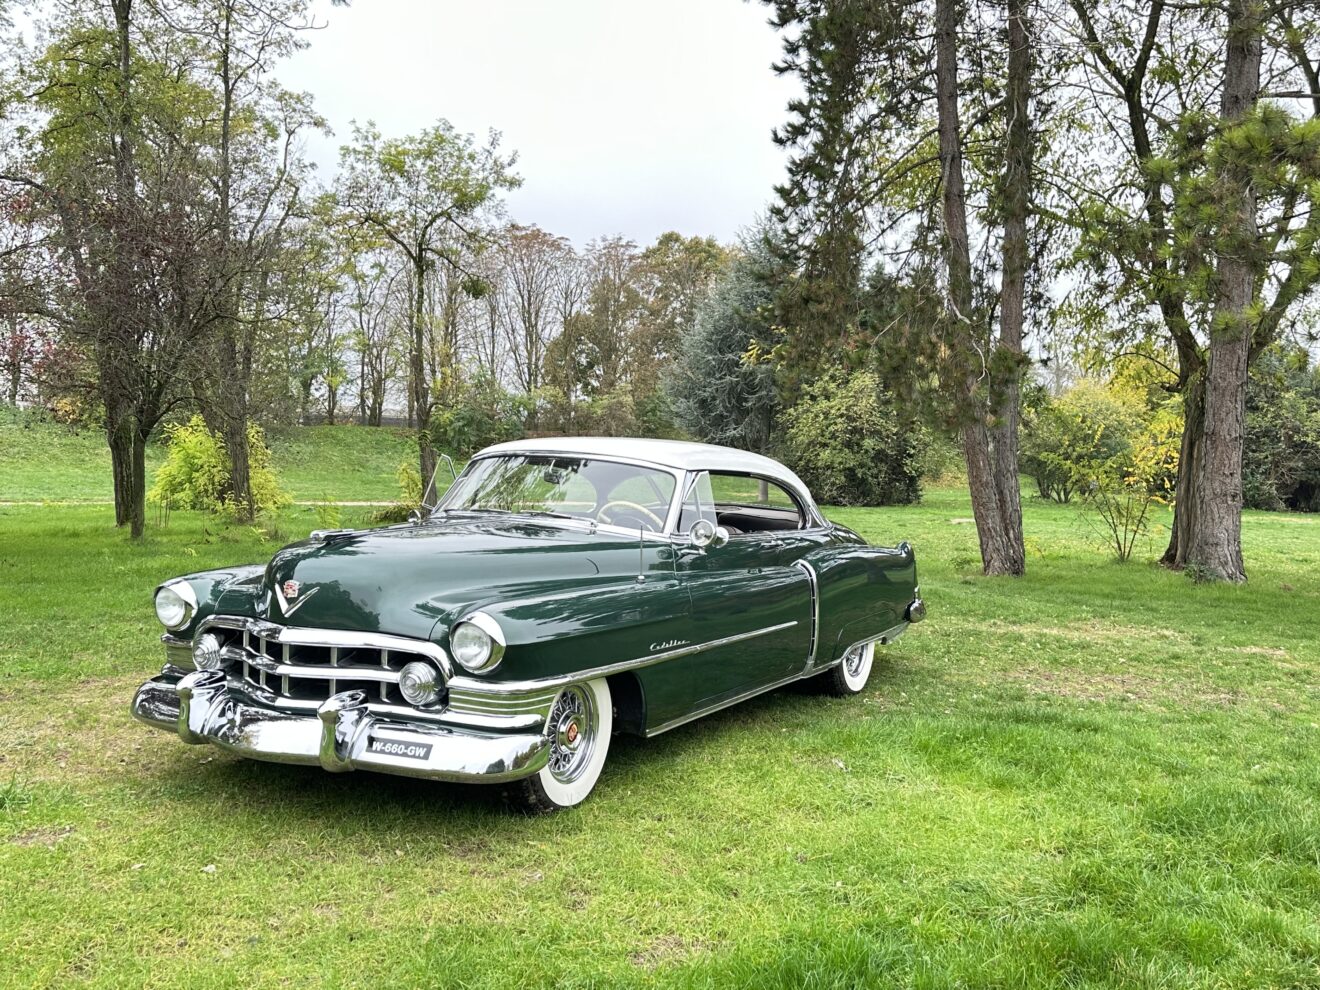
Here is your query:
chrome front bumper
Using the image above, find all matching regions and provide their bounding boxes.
[131,669,550,784]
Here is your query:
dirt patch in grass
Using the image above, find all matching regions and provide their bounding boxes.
[1003,668,1241,708]
[10,824,74,847]
[629,934,710,970]
[995,618,1192,645]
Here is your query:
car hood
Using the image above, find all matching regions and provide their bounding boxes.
[253,516,640,640]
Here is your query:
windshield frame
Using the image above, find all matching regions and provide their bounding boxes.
[435,452,687,537]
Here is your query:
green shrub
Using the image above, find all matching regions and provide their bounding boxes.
[780,369,924,506]
[430,371,531,457]
[148,415,290,518]
[1244,347,1320,512]
[1022,380,1146,503]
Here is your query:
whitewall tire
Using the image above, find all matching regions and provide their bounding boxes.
[825,640,875,696]
[510,677,612,813]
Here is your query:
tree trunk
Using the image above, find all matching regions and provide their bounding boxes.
[1185,1,1260,584]
[935,0,1018,576]
[107,413,146,538]
[410,253,436,491]
[1161,368,1205,568]
[222,417,252,518]
[987,0,1031,577]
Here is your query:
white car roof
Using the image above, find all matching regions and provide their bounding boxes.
[476,436,817,505]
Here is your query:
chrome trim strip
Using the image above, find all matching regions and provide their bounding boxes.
[792,559,820,667]
[645,669,809,737]
[445,620,799,697]
[646,619,911,737]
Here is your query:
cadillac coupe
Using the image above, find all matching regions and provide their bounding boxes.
[131,438,925,811]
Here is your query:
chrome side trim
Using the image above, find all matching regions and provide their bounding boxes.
[645,669,809,737]
[645,619,911,737]
[445,620,799,697]
[792,559,820,667]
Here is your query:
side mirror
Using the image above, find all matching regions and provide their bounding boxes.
[688,519,730,549]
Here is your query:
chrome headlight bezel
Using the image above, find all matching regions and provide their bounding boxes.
[154,581,198,631]
[450,612,506,674]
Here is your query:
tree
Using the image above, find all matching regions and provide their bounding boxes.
[1062,1,1320,581]
[497,224,575,408]
[766,0,1043,575]
[333,120,518,484]
[167,0,325,520]
[2,2,220,537]
[666,233,781,452]
[633,232,732,399]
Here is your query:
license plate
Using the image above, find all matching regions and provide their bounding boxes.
[366,737,433,761]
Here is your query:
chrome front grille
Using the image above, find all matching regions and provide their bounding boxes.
[239,631,419,705]
[196,616,452,713]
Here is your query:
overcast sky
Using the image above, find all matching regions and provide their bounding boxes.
[280,0,799,248]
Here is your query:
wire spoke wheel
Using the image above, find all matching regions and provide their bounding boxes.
[547,684,597,785]
[510,677,612,813]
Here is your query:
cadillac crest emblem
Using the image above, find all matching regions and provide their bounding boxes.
[282,580,300,599]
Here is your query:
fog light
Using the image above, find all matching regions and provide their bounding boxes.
[192,632,226,671]
[398,661,442,706]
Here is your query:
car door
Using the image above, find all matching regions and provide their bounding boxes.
[640,471,813,729]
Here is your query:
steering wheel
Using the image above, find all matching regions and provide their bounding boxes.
[596,500,665,532]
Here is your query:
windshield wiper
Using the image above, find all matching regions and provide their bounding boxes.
[521,510,574,520]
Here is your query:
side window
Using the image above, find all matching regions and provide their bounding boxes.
[708,473,807,533]
[677,472,717,532]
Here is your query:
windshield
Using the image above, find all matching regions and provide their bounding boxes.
[438,455,678,532]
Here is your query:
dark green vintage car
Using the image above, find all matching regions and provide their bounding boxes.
[132,438,925,811]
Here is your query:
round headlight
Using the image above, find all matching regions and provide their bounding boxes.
[154,585,193,630]
[398,661,442,706]
[192,632,226,671]
[450,614,505,673]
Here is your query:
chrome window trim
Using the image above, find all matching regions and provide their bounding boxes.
[681,469,830,534]
[440,451,688,536]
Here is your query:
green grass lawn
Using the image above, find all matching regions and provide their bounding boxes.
[0,411,419,502]
[2,488,1319,988]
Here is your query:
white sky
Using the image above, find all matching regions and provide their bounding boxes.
[281,0,799,248]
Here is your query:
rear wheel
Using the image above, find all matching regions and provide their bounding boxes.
[508,678,612,813]
[823,640,875,696]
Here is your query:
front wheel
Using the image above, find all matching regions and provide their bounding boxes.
[508,678,612,813]
[823,640,875,696]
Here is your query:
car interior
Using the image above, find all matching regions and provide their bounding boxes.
[707,473,806,536]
